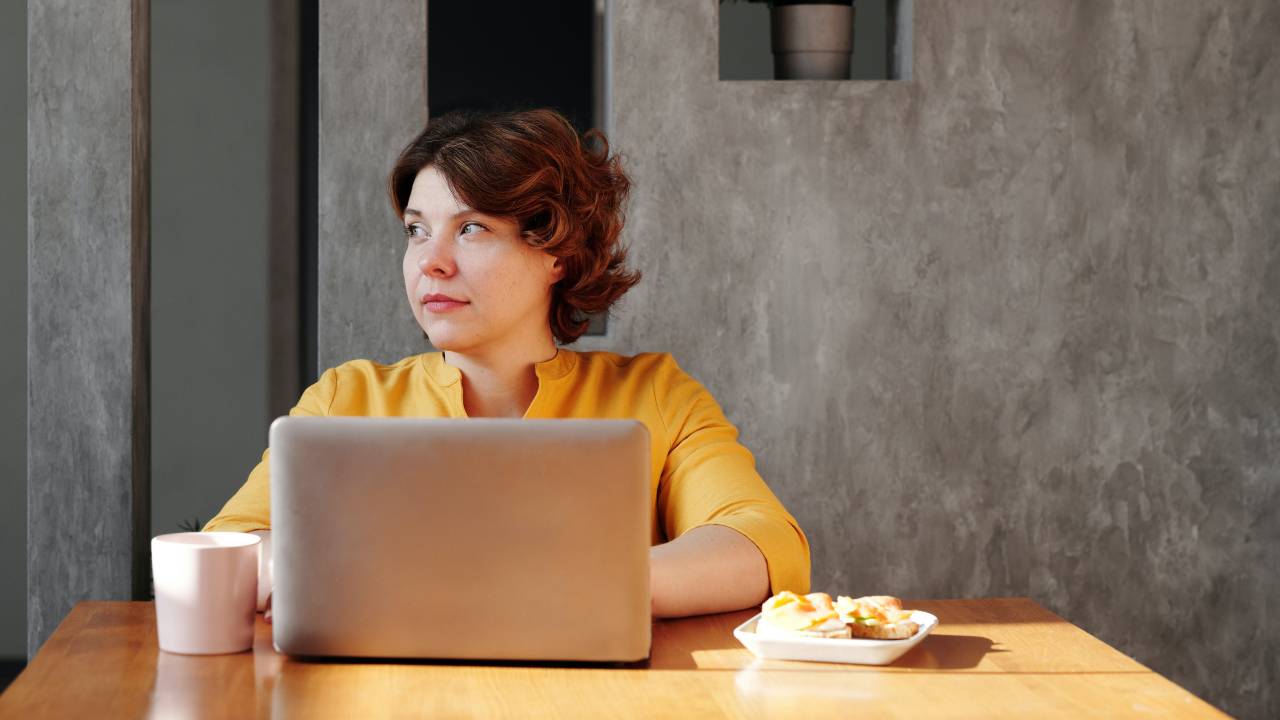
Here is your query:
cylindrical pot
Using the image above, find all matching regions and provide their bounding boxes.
[770,3,855,80]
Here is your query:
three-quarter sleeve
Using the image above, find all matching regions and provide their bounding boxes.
[202,367,338,533]
[653,356,811,595]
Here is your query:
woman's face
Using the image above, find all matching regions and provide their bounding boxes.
[401,166,563,352]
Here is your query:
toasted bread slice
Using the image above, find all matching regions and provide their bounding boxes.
[848,619,919,640]
[861,595,903,612]
[836,595,910,623]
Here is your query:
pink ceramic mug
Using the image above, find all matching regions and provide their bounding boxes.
[152,532,261,654]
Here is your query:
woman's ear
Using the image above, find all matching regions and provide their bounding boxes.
[548,255,566,284]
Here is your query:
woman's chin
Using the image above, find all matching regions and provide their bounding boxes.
[421,326,478,353]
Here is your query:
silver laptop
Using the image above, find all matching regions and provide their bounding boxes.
[268,417,651,662]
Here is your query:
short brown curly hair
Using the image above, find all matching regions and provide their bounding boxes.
[388,108,641,344]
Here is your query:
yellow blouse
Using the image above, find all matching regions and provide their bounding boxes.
[203,349,810,594]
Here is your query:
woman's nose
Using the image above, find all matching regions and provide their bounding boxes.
[418,240,456,277]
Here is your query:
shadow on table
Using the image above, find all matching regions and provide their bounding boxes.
[728,639,995,706]
[727,636,1002,702]
[645,608,1002,672]
[892,633,1004,669]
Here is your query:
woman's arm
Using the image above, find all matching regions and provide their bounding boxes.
[250,529,273,621]
[649,524,770,618]
[650,355,812,611]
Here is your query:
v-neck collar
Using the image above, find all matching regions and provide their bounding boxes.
[420,348,578,385]
[418,348,578,418]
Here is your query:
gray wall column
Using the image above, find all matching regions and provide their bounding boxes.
[317,0,428,370]
[27,0,150,657]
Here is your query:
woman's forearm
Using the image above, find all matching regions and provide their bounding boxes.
[649,524,770,618]
[250,529,272,612]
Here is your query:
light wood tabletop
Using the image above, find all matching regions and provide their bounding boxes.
[0,597,1224,718]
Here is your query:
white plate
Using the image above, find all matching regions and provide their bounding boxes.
[733,610,938,666]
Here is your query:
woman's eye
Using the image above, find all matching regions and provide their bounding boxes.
[403,224,428,241]
[460,222,484,236]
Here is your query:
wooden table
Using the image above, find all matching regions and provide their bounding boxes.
[0,597,1224,718]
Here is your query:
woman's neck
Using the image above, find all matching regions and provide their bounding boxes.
[443,334,558,418]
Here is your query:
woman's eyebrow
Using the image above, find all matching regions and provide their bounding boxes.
[402,207,479,222]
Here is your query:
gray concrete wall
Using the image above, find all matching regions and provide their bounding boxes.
[1,0,28,662]
[150,0,271,537]
[316,0,427,370]
[606,1,1278,717]
[27,0,149,656]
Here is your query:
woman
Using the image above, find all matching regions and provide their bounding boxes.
[204,108,810,618]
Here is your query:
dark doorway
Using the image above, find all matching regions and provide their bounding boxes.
[428,0,598,133]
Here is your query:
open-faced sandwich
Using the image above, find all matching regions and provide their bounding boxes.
[757,591,921,641]
[835,594,920,639]
[757,591,851,638]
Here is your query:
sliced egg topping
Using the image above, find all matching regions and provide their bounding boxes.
[761,591,841,631]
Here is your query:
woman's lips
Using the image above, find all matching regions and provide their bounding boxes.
[425,299,468,313]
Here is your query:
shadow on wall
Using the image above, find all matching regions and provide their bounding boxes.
[0,0,28,668]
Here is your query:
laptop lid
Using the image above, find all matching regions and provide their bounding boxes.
[269,417,651,662]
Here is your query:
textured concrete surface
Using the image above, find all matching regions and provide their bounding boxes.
[603,1,1278,717]
[317,0,428,371]
[26,0,146,657]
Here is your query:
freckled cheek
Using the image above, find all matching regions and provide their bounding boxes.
[402,253,422,318]
[486,265,522,297]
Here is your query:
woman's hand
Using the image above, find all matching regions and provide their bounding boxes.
[649,524,770,618]
[250,529,274,623]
